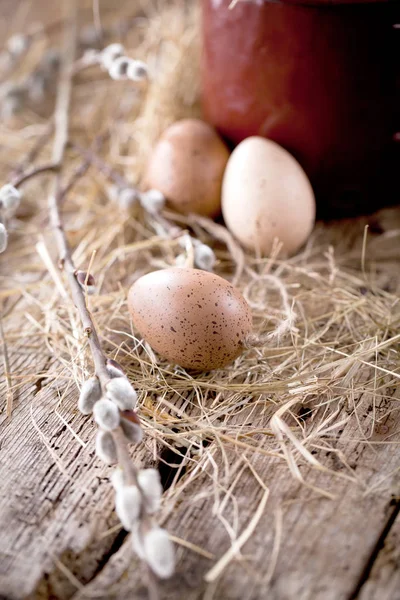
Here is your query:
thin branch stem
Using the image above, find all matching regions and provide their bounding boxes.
[46,2,108,379]
[11,163,60,188]
[146,566,161,600]
[60,132,108,200]
[92,0,103,44]
[46,0,111,380]
[11,125,53,179]
[0,4,172,593]
[58,159,91,203]
[71,141,126,188]
[46,0,142,504]
[71,141,183,239]
[113,426,139,487]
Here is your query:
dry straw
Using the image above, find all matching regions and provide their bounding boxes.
[0,0,400,596]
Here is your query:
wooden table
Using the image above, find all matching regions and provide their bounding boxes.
[0,2,400,599]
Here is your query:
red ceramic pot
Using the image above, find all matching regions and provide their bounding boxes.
[202,0,400,217]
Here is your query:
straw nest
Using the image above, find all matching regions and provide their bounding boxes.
[1,0,400,590]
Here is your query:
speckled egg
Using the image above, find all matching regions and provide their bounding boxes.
[144,119,230,217]
[127,267,252,371]
[222,137,316,256]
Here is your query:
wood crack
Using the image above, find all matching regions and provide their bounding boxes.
[348,498,400,599]
[90,529,129,581]
[33,356,54,396]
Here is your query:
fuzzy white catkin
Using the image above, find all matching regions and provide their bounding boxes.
[93,398,120,431]
[83,283,95,295]
[82,48,99,63]
[7,34,28,56]
[143,527,175,579]
[126,60,148,82]
[1,85,26,119]
[138,468,163,514]
[120,417,143,444]
[100,43,124,70]
[194,243,216,272]
[118,188,139,210]
[106,362,125,379]
[139,189,165,214]
[106,377,137,411]
[115,485,141,531]
[77,376,102,414]
[108,56,130,80]
[0,223,8,253]
[0,184,21,216]
[95,430,118,465]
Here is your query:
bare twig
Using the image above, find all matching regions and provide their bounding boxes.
[11,125,53,179]
[71,141,126,188]
[47,2,136,466]
[60,132,108,200]
[70,142,183,240]
[187,213,245,285]
[11,163,60,188]
[92,0,103,44]
[44,4,163,594]
[58,159,91,202]
[0,34,33,85]
[146,565,161,600]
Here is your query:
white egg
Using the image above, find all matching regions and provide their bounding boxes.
[222,137,316,256]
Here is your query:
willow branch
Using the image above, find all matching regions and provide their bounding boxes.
[11,125,53,180]
[11,163,60,188]
[47,1,109,380]
[46,0,139,487]
[71,142,183,239]
[70,140,126,188]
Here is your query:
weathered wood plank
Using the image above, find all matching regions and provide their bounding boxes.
[71,389,400,600]
[0,350,149,600]
[2,287,400,600]
[358,515,400,600]
[2,194,400,600]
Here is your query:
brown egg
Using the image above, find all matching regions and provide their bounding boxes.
[144,119,230,217]
[222,137,316,256]
[128,267,252,371]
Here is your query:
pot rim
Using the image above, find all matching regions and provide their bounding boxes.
[264,0,393,5]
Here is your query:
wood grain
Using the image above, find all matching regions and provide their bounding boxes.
[1,302,400,600]
[0,338,150,600]
[69,389,400,600]
[358,516,400,600]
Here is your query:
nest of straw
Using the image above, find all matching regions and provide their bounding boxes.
[1,0,400,593]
